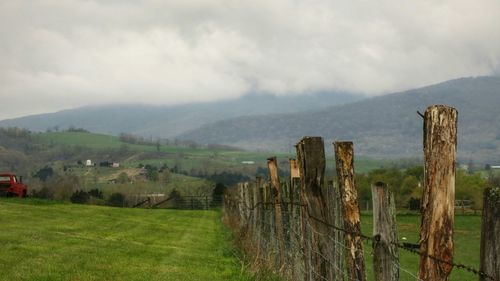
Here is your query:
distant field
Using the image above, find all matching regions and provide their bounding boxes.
[0,199,278,281]
[37,131,390,174]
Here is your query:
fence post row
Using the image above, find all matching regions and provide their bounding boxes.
[371,182,399,281]
[480,187,500,281]
[419,105,457,281]
[334,141,366,281]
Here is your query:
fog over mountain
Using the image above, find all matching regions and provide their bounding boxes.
[179,76,500,163]
[0,91,358,138]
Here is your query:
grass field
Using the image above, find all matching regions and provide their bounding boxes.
[0,199,279,281]
[1,198,483,281]
[360,213,482,281]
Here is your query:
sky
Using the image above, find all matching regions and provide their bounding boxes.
[1,0,499,120]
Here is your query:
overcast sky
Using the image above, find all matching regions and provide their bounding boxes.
[1,0,499,120]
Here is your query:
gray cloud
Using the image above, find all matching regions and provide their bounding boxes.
[1,0,499,119]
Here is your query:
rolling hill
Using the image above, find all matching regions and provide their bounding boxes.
[0,91,358,138]
[179,76,500,163]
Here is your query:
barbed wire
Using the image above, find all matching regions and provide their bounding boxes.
[224,197,496,281]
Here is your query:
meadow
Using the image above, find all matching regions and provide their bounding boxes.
[0,198,279,281]
[0,198,483,281]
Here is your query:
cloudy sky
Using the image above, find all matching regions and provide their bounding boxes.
[1,0,499,120]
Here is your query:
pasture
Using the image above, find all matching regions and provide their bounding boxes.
[360,213,482,281]
[0,199,277,281]
[37,131,389,174]
[0,198,483,281]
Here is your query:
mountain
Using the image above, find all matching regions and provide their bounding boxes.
[179,76,500,163]
[0,91,359,138]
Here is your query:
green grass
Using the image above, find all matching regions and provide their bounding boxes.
[0,199,482,281]
[0,198,278,281]
[360,213,482,281]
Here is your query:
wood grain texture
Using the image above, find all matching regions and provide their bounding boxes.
[480,187,500,281]
[267,157,286,271]
[334,141,366,281]
[296,137,333,281]
[371,182,399,281]
[419,105,457,281]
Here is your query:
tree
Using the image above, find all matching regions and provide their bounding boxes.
[400,175,420,206]
[34,166,55,181]
[88,188,103,199]
[456,170,487,209]
[168,189,183,207]
[160,169,171,184]
[106,193,126,207]
[212,183,227,204]
[117,172,130,184]
[70,190,89,204]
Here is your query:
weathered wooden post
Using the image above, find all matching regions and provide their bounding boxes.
[297,137,334,281]
[255,176,266,265]
[262,181,276,269]
[267,157,286,270]
[371,182,399,281]
[289,158,304,279]
[419,105,457,281]
[334,141,366,281]
[237,183,244,226]
[244,182,252,226]
[324,180,345,281]
[480,187,500,281]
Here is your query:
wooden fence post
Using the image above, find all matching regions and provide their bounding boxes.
[371,182,399,281]
[480,187,500,281]
[244,182,252,226]
[419,105,457,281]
[238,183,245,227]
[289,158,305,280]
[297,136,334,281]
[262,181,276,269]
[268,157,286,270]
[334,141,366,281]
[325,180,345,281]
[255,176,266,265]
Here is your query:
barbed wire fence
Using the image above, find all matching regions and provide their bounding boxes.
[223,178,497,281]
[221,106,498,281]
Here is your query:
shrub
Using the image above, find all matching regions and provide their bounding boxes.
[106,193,127,207]
[31,187,53,199]
[70,190,90,204]
[88,188,103,199]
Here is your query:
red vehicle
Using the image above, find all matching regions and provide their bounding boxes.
[0,173,28,197]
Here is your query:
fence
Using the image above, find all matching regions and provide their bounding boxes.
[222,105,499,281]
[132,194,223,209]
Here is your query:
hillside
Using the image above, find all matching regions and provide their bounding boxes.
[179,76,500,163]
[0,91,359,138]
